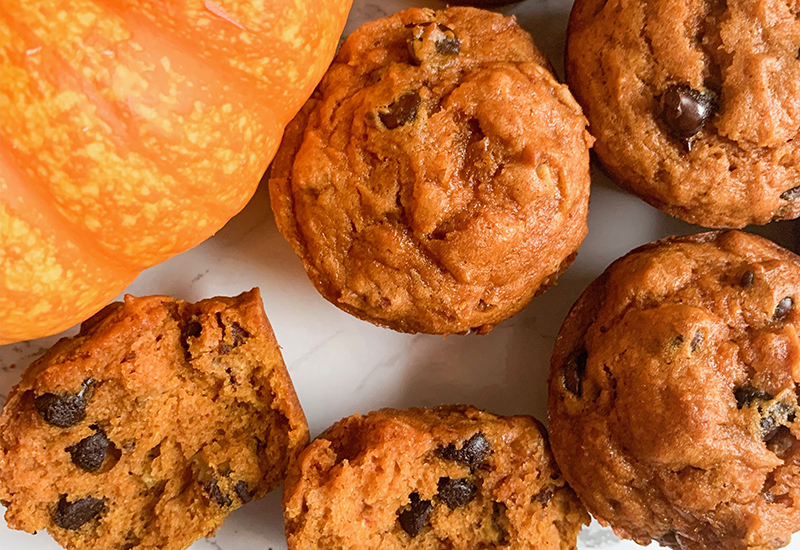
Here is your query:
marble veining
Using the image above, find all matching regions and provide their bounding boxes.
[1,0,798,549]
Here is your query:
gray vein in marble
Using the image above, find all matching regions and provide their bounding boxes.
[289,330,344,370]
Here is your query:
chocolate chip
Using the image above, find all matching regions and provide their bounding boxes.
[741,270,755,288]
[203,479,232,507]
[398,493,432,537]
[219,318,250,354]
[234,480,252,504]
[532,489,553,505]
[781,187,800,202]
[437,477,477,509]
[35,380,95,428]
[690,330,704,353]
[735,386,773,409]
[438,432,491,469]
[774,297,793,321]
[68,429,110,472]
[433,24,460,56]
[53,495,106,530]
[760,401,796,441]
[563,349,588,397]
[661,84,716,140]
[657,530,680,548]
[379,92,421,130]
[409,22,460,65]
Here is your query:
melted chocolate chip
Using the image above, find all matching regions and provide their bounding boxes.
[774,297,794,321]
[438,432,491,469]
[563,349,588,397]
[219,319,250,354]
[741,270,755,288]
[437,477,477,509]
[398,493,432,537]
[433,24,460,56]
[735,386,773,409]
[53,495,106,530]
[781,187,800,202]
[379,92,421,130]
[234,480,252,504]
[68,429,110,472]
[203,479,232,507]
[661,84,716,140]
[35,380,95,428]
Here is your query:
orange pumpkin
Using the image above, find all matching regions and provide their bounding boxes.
[0,0,352,344]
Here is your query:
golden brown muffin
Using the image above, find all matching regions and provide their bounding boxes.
[0,289,309,550]
[283,405,589,549]
[269,6,593,335]
[548,231,800,549]
[566,0,800,228]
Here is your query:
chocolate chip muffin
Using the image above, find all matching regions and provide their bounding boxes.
[566,0,800,228]
[0,289,309,550]
[282,405,588,550]
[548,231,800,549]
[269,7,593,334]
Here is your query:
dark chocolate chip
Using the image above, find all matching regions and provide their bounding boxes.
[220,321,250,355]
[35,381,95,428]
[735,386,773,409]
[234,480,252,504]
[657,530,680,548]
[53,495,106,530]
[774,297,794,321]
[661,84,716,140]
[203,479,232,507]
[68,429,110,472]
[379,92,421,130]
[761,401,795,441]
[437,477,477,509]
[184,321,202,339]
[563,349,588,397]
[532,489,553,505]
[398,493,432,537]
[690,330,704,353]
[438,432,491,469]
[741,270,755,288]
[433,24,460,56]
[781,187,800,202]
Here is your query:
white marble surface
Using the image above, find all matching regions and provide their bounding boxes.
[1,0,798,549]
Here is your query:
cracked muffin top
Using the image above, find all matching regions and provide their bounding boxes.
[566,0,800,228]
[548,231,800,550]
[269,6,593,335]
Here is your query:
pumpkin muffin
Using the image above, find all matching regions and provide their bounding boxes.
[548,231,800,549]
[283,405,589,549]
[566,0,800,228]
[269,6,593,334]
[0,289,309,550]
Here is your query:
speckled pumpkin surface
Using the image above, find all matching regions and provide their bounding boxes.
[0,0,352,344]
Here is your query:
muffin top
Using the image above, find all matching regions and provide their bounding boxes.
[549,231,800,550]
[269,6,593,334]
[566,0,800,227]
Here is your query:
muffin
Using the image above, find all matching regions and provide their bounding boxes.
[548,231,800,549]
[566,0,800,228]
[269,6,593,334]
[283,405,589,549]
[0,289,309,550]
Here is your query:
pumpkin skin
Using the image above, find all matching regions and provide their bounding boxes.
[0,0,353,344]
